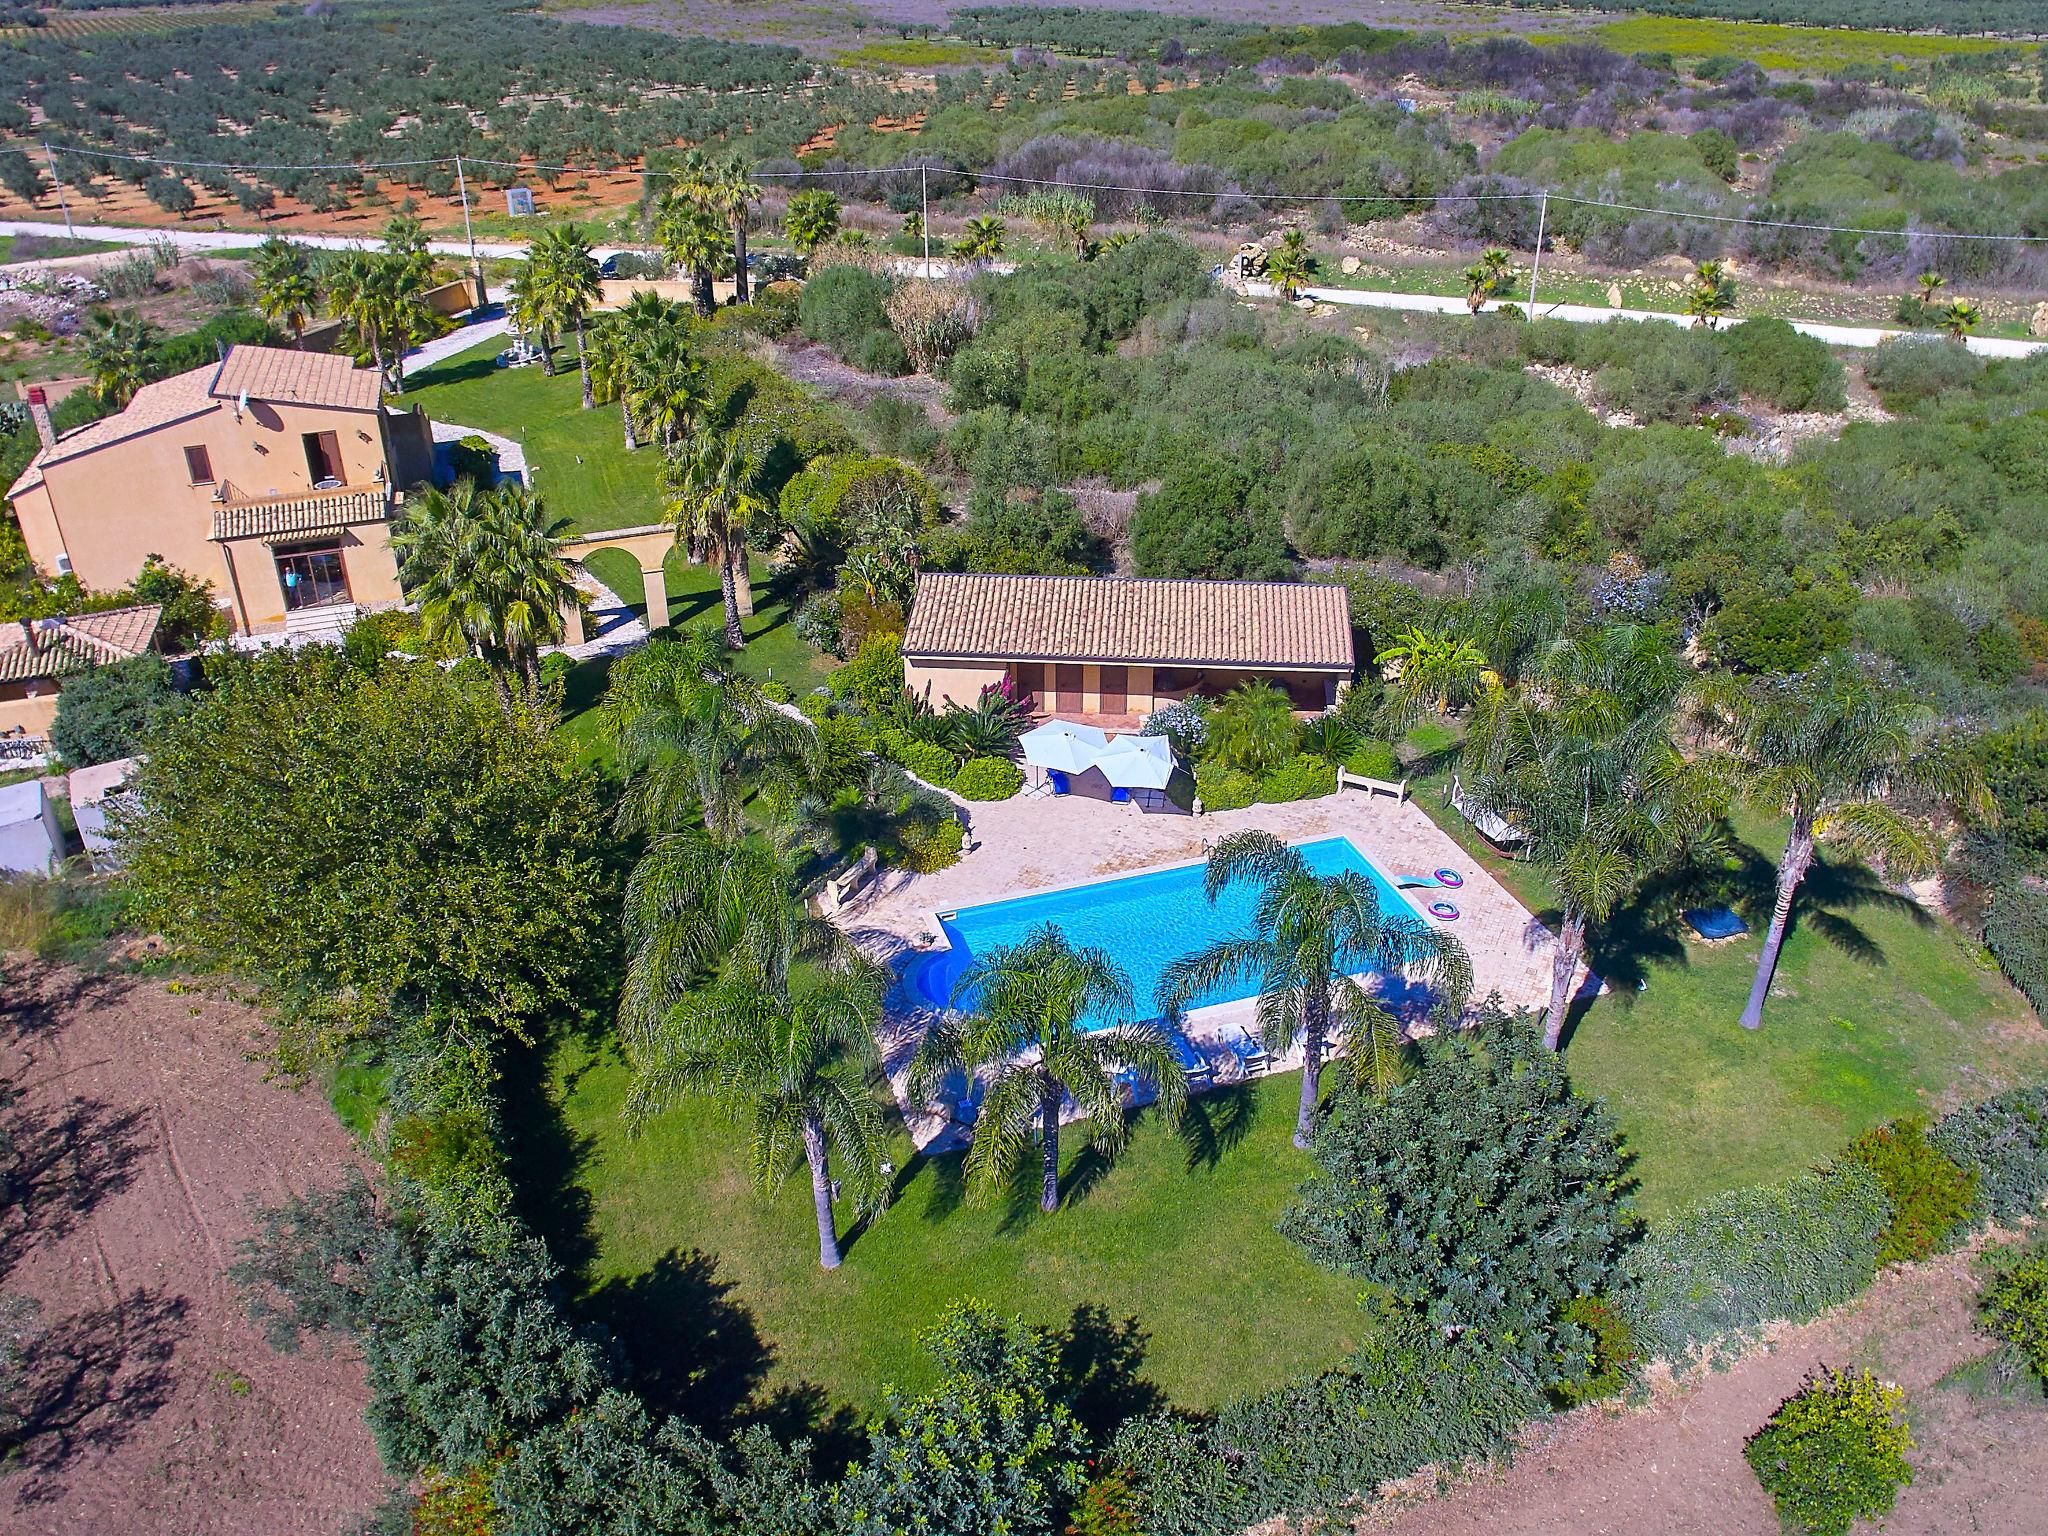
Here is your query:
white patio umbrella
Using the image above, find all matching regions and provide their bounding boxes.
[1019,719,1111,775]
[1092,734,1175,790]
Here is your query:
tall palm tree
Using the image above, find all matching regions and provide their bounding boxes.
[1466,624,1724,1050]
[713,153,762,305]
[528,223,604,408]
[583,316,637,450]
[1700,654,1988,1030]
[655,191,728,318]
[783,189,841,256]
[624,962,889,1270]
[81,313,157,407]
[390,479,578,706]
[1266,229,1315,301]
[251,235,318,345]
[1158,832,1472,1149]
[950,214,1007,265]
[909,924,1187,1213]
[663,427,766,647]
[1684,259,1738,329]
[600,630,817,843]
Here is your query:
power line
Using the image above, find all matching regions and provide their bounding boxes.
[14,140,2048,246]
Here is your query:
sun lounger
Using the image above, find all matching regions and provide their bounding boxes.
[1169,1032,1215,1086]
[1224,1032,1272,1078]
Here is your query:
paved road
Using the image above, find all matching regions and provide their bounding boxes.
[1248,280,2048,358]
[0,215,536,259]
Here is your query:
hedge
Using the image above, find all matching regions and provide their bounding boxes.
[1929,1083,2048,1226]
[878,726,960,789]
[951,756,1023,801]
[1625,1161,1888,1363]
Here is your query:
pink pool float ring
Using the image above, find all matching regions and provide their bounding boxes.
[1427,900,1461,921]
[1435,868,1464,888]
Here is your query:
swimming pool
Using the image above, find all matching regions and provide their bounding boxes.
[907,836,1430,1028]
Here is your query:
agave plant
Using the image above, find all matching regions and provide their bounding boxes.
[940,682,1032,759]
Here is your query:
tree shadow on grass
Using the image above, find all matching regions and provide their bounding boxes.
[497,1034,601,1283]
[405,354,501,391]
[1056,1304,1165,1446]
[1176,1084,1258,1173]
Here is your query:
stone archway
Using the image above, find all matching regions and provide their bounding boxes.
[557,522,677,641]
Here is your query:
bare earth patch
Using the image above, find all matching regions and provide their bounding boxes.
[1356,1239,2048,1536]
[0,960,380,1535]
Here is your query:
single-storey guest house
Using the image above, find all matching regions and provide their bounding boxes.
[7,345,436,636]
[0,602,161,741]
[901,572,1356,722]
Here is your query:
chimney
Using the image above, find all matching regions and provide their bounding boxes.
[25,386,54,451]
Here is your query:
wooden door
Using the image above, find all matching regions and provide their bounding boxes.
[1011,662,1044,709]
[1098,665,1127,713]
[1054,663,1083,713]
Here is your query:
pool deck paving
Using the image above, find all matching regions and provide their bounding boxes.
[836,785,1561,1150]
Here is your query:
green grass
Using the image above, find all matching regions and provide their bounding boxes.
[1408,781,2048,1218]
[1593,17,2025,71]
[0,234,123,263]
[836,38,999,69]
[399,340,662,537]
[511,1030,1368,1417]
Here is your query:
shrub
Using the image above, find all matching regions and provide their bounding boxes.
[885,277,978,374]
[833,630,904,714]
[798,264,892,359]
[447,433,498,485]
[1720,317,1847,413]
[50,653,188,765]
[897,814,965,873]
[1626,1162,1888,1362]
[794,590,844,656]
[1282,1022,1635,1390]
[882,727,960,787]
[951,756,1023,801]
[1700,587,1848,674]
[1842,1116,1976,1266]
[1130,456,1292,581]
[1204,681,1298,776]
[1979,1244,2048,1387]
[1863,335,1982,409]
[1140,698,1208,757]
[1254,754,1335,804]
[1985,880,2048,1016]
[1342,740,1400,780]
[1067,1473,1140,1536]
[853,327,911,377]
[1553,1295,1638,1408]
[1930,1083,2048,1225]
[747,280,804,337]
[1744,1367,1913,1536]
[1192,761,1257,813]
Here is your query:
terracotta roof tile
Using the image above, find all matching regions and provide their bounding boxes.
[211,486,389,542]
[7,370,218,496]
[0,603,162,683]
[210,345,382,412]
[903,573,1354,671]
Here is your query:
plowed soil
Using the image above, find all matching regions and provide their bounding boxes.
[0,961,380,1535]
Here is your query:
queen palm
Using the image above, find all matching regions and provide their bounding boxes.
[601,630,818,843]
[391,479,578,706]
[528,223,603,407]
[624,962,889,1270]
[504,260,556,372]
[663,427,766,647]
[1702,654,1988,1030]
[1159,832,1472,1149]
[251,235,317,345]
[909,924,1187,1213]
[1466,624,1725,1050]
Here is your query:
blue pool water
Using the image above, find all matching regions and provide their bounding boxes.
[909,836,1429,1028]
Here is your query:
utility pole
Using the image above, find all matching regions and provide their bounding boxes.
[920,162,931,278]
[41,143,72,238]
[454,154,483,306]
[1528,189,1547,316]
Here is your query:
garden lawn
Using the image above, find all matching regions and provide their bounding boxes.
[1412,782,2048,1219]
[399,339,661,536]
[514,1030,1369,1417]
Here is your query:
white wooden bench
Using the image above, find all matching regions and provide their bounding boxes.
[1336,767,1410,802]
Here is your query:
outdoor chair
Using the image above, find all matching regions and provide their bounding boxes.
[1224,1033,1272,1078]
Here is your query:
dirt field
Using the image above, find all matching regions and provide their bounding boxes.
[0,961,381,1535]
[1360,1238,2048,1536]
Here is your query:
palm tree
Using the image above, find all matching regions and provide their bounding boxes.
[663,427,767,647]
[950,214,1006,265]
[81,314,156,407]
[251,235,318,345]
[602,632,819,843]
[656,191,728,318]
[1936,296,1981,341]
[584,316,637,450]
[1466,624,1724,1050]
[1204,680,1298,775]
[1701,654,1989,1031]
[712,153,763,304]
[504,259,557,374]
[1684,259,1738,329]
[390,479,578,705]
[909,924,1187,1213]
[784,189,842,257]
[1266,229,1315,301]
[528,224,603,408]
[628,344,709,453]
[1461,246,1512,313]
[623,963,889,1270]
[1376,625,1490,728]
[1915,270,1946,306]
[1159,832,1472,1149]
